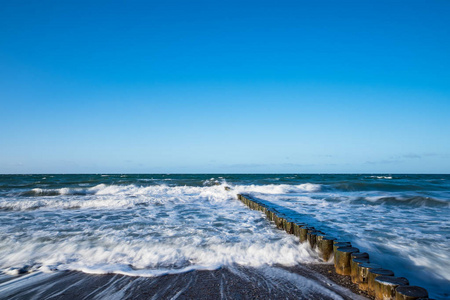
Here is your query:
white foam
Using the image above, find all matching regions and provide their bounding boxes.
[3,182,322,212]
[0,183,320,278]
[233,183,322,195]
[370,176,393,179]
[2,182,318,212]
[1,184,236,211]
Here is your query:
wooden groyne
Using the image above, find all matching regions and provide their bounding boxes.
[234,191,432,300]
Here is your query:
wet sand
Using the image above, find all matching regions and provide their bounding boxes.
[1,263,369,300]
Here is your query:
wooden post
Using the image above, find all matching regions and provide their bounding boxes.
[293,223,306,238]
[351,257,370,283]
[335,247,360,275]
[307,230,317,249]
[317,236,336,262]
[283,219,294,234]
[300,227,314,243]
[275,216,285,230]
[357,262,382,291]
[333,241,351,255]
[368,268,395,296]
[395,286,428,300]
[373,276,409,300]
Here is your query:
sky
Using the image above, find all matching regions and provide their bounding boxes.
[0,0,449,174]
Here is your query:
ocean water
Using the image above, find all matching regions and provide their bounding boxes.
[0,174,448,299]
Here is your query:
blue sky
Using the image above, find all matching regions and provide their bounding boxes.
[1,0,449,173]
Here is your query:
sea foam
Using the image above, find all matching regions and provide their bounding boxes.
[0,183,318,279]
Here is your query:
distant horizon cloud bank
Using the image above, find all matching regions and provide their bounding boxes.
[1,153,448,174]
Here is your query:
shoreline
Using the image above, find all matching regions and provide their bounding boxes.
[1,264,367,300]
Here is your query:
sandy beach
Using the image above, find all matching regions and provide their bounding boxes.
[1,263,370,300]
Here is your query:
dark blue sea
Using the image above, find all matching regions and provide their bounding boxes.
[0,174,448,299]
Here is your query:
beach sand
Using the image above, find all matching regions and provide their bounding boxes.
[1,263,371,300]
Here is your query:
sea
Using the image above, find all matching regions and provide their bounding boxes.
[0,174,448,299]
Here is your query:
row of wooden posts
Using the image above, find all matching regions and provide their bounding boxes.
[235,192,432,300]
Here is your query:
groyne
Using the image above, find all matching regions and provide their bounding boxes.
[235,192,432,300]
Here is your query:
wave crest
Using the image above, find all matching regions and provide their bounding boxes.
[363,195,449,207]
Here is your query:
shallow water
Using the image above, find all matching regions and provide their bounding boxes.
[0,174,448,299]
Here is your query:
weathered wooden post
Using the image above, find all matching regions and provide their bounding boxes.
[300,226,314,243]
[335,247,360,275]
[283,219,294,234]
[357,262,382,291]
[351,257,370,283]
[373,276,409,300]
[307,229,320,249]
[317,236,336,261]
[275,216,285,230]
[333,241,352,255]
[368,268,395,296]
[293,223,306,238]
[395,286,428,300]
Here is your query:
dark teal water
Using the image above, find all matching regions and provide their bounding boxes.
[0,174,449,299]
